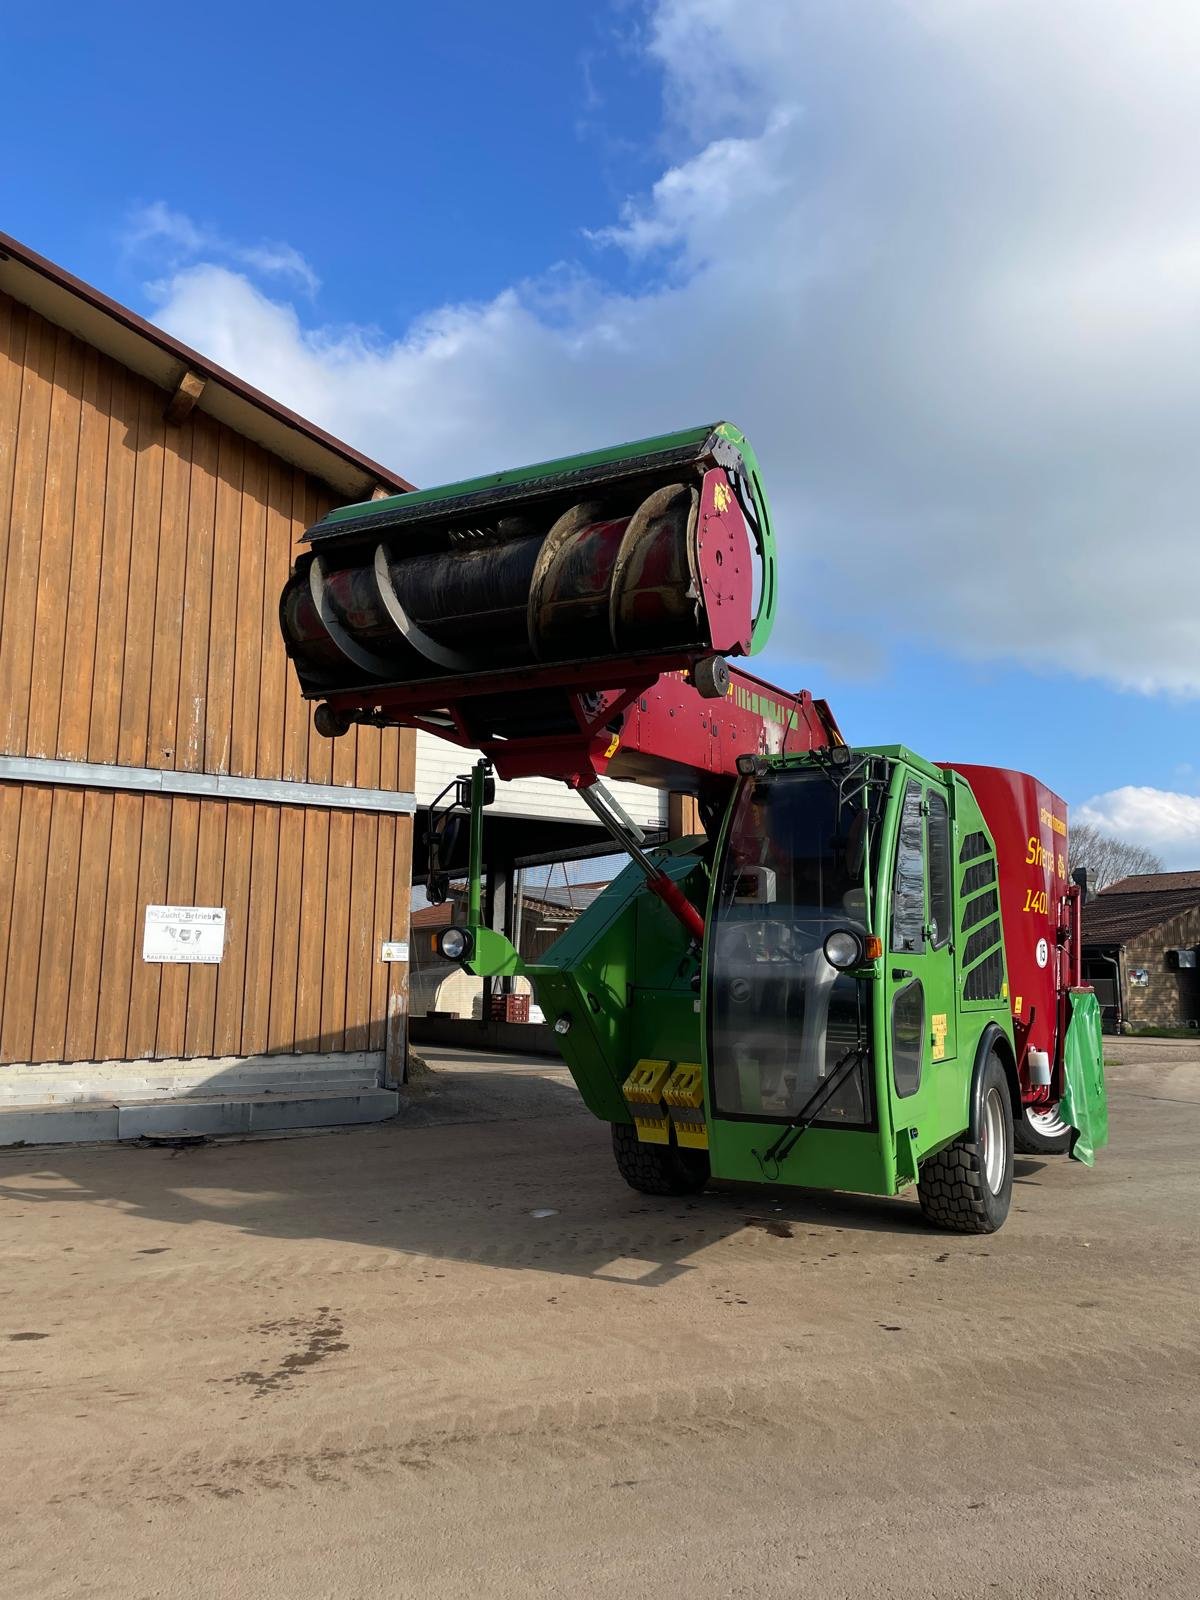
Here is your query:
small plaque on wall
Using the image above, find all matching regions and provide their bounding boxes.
[143,905,226,964]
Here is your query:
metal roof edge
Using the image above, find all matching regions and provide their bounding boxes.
[0,229,415,502]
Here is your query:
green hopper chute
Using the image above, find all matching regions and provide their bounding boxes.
[1060,989,1109,1166]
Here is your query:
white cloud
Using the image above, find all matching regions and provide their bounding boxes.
[140,0,1200,694]
[125,201,320,296]
[587,112,795,266]
[125,201,209,258]
[1077,787,1200,869]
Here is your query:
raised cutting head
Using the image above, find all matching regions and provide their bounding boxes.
[279,422,778,742]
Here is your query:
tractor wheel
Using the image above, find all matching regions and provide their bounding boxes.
[611,1123,710,1196]
[917,1052,1014,1233]
[1013,1101,1073,1156]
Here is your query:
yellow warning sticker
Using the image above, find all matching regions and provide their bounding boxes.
[931,1013,948,1061]
[1014,995,1023,1015]
[713,480,732,514]
[604,733,621,759]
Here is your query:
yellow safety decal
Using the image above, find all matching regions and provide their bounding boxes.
[663,1062,704,1109]
[1014,995,1022,1015]
[604,732,621,759]
[622,1060,673,1102]
[713,480,731,514]
[663,1062,708,1149]
[624,1060,708,1147]
[644,1118,672,1145]
[622,1059,673,1144]
[672,1120,708,1150]
[931,1014,948,1061]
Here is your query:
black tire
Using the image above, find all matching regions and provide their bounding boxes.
[917,1051,1014,1233]
[1013,1102,1073,1156]
[611,1123,710,1196]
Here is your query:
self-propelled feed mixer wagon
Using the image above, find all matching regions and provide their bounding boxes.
[280,423,1108,1233]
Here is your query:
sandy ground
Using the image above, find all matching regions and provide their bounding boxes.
[2,1042,1198,1600]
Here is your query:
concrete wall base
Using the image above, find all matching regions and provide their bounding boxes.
[0,1052,398,1147]
[0,1051,385,1107]
[0,1088,399,1148]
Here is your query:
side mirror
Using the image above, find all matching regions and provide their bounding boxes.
[427,871,450,906]
[456,774,497,809]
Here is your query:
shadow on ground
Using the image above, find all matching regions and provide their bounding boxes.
[0,1054,976,1289]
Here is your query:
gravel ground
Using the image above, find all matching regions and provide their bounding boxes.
[3,1043,1198,1600]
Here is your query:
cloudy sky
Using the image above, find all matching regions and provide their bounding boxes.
[6,0,1199,863]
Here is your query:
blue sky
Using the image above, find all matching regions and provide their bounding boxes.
[5,1,1199,862]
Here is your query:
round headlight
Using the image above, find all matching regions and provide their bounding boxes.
[823,928,865,970]
[438,925,473,962]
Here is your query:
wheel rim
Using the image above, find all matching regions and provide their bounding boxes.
[981,1086,1007,1194]
[1025,1103,1069,1139]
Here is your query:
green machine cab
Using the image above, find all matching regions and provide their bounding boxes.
[436,742,1074,1234]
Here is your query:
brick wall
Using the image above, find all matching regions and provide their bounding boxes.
[1123,905,1200,1028]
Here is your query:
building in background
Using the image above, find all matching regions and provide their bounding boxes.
[0,232,416,1143]
[1081,872,1200,1033]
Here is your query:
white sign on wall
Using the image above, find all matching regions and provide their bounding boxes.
[143,905,226,964]
[380,941,409,963]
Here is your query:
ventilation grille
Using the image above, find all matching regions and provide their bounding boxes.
[962,887,999,930]
[959,833,1003,1000]
[964,948,1005,1001]
[961,857,997,896]
[963,921,1002,968]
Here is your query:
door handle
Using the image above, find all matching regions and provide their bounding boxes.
[892,968,912,981]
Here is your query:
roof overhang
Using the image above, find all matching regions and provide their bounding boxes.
[0,230,414,503]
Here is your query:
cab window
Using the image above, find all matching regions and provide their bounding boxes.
[890,781,925,954]
[926,789,952,950]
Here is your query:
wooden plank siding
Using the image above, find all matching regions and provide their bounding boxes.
[0,288,413,1066]
[0,785,408,1064]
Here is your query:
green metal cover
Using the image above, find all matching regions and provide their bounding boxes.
[1059,989,1109,1165]
[314,424,718,525]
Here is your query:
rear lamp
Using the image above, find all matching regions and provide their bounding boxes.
[553,1014,573,1036]
[437,926,474,963]
[823,929,865,970]
[736,754,767,777]
[829,744,853,767]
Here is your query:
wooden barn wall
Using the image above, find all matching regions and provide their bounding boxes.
[0,291,414,1065]
[0,787,410,1065]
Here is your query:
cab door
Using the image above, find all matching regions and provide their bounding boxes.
[884,777,959,1161]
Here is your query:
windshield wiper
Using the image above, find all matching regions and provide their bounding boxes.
[753,1043,867,1180]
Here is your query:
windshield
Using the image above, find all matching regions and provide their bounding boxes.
[708,764,884,1125]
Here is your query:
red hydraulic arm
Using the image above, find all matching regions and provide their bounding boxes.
[323,661,841,795]
[331,663,840,945]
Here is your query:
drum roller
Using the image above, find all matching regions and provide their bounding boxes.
[279,421,778,719]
